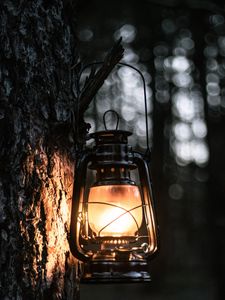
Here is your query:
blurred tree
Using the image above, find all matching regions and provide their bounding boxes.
[76,1,225,300]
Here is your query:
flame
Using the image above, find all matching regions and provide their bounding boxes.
[88,185,143,237]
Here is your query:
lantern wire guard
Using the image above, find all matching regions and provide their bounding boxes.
[70,62,159,283]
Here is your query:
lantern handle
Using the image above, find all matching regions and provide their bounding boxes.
[78,61,150,153]
[103,109,120,131]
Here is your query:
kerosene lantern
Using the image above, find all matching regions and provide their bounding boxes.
[69,63,159,283]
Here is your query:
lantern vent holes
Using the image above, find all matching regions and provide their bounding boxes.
[94,166,134,185]
[103,239,129,245]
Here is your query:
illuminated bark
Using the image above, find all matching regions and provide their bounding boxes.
[0,1,80,299]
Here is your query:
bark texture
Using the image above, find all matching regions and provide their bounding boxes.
[0,1,80,299]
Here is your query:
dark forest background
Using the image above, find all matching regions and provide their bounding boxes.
[76,0,225,299]
[0,0,225,299]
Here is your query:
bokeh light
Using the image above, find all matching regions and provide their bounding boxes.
[84,41,153,150]
[114,24,137,43]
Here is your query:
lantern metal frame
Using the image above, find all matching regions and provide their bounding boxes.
[69,62,159,283]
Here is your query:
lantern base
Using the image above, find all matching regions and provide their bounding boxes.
[81,261,151,283]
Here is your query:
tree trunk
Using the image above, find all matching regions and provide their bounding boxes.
[0,1,80,299]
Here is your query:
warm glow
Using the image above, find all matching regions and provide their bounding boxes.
[88,185,143,237]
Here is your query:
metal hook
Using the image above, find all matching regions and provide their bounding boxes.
[103,110,120,131]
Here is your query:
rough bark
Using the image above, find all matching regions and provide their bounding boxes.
[0,1,80,299]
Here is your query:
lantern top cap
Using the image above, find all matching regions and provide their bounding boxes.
[89,130,132,145]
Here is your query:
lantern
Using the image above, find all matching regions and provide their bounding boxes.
[69,63,159,283]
